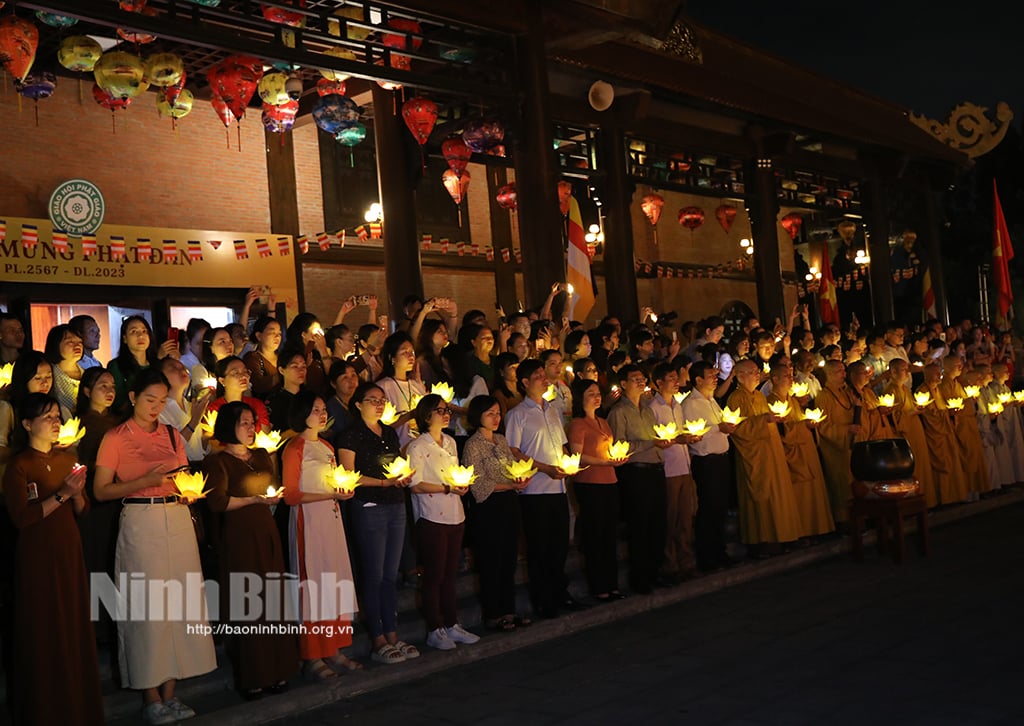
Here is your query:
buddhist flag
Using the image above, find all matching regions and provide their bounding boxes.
[922,267,937,318]
[335,229,346,248]
[137,238,152,260]
[369,223,382,239]
[163,240,178,261]
[234,239,249,260]
[421,234,432,251]
[456,241,465,256]
[52,230,69,253]
[566,195,595,321]
[297,234,309,253]
[819,244,840,326]
[440,238,450,254]
[317,232,330,251]
[993,179,1015,320]
[501,247,511,263]
[0,220,5,242]
[188,240,203,262]
[82,234,97,258]
[110,236,125,260]
[356,225,369,241]
[485,246,494,262]
[278,237,291,256]
[21,224,38,249]
[256,238,272,258]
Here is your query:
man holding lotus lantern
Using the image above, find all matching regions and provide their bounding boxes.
[816,360,860,524]
[883,360,938,508]
[939,356,990,497]
[917,364,969,505]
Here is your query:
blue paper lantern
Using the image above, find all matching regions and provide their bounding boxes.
[313,94,359,135]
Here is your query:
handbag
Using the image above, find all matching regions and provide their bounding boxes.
[165,424,205,544]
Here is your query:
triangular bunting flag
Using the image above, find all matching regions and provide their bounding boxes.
[278,237,291,256]
[234,240,249,260]
[188,240,203,262]
[209,240,222,250]
[256,238,272,258]
[471,241,479,256]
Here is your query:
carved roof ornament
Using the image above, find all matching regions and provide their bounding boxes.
[660,20,703,64]
[909,102,1013,159]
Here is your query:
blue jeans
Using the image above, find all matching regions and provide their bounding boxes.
[350,501,406,639]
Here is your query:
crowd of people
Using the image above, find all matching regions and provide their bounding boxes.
[0,288,1020,725]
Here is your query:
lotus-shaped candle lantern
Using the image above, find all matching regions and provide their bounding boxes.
[251,430,284,451]
[653,422,679,441]
[331,466,361,493]
[409,393,423,410]
[914,391,933,407]
[946,397,964,411]
[673,391,689,404]
[443,465,476,488]
[57,417,86,446]
[683,419,711,437]
[608,440,631,461]
[768,400,791,418]
[264,484,282,498]
[430,382,455,403]
[200,376,218,389]
[542,384,558,402]
[200,409,218,437]
[174,471,208,499]
[988,401,1004,415]
[506,458,538,481]
[877,393,896,409]
[721,406,745,425]
[1014,391,1024,403]
[964,385,981,399]
[790,381,809,398]
[380,401,399,425]
[802,408,826,423]
[762,362,771,374]
[383,456,413,480]
[311,325,325,337]
[0,362,12,387]
[558,452,583,475]
[998,392,1013,405]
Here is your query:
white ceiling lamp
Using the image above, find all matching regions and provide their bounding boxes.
[588,80,614,111]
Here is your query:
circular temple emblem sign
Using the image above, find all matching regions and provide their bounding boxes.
[48,178,105,236]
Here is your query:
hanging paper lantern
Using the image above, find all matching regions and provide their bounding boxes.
[261,0,306,27]
[94,51,149,100]
[210,94,234,127]
[442,168,471,206]
[17,70,56,100]
[335,121,366,149]
[318,47,356,81]
[442,136,472,178]
[312,93,359,135]
[164,69,187,107]
[678,206,705,231]
[206,55,263,121]
[780,212,803,241]
[375,54,410,90]
[0,16,39,83]
[401,96,437,146]
[58,36,103,73]
[262,99,298,133]
[35,12,78,29]
[157,88,194,119]
[92,83,131,111]
[257,71,290,106]
[715,204,737,233]
[462,116,504,154]
[381,18,422,51]
[316,78,346,96]
[329,6,370,41]
[557,180,573,216]
[185,0,221,6]
[117,6,159,45]
[496,182,518,212]
[641,194,665,227]
[488,144,507,158]
[438,42,477,64]
[144,52,184,88]
[118,1,148,10]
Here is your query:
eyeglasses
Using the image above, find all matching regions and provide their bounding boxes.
[434,406,452,415]
[363,397,387,406]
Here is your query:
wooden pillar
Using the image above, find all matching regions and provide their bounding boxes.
[747,160,785,324]
[486,166,519,313]
[372,84,424,321]
[922,188,949,324]
[265,129,306,311]
[864,178,894,325]
[601,129,639,322]
[512,2,565,310]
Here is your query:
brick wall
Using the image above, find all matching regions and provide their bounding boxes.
[0,85,270,232]
[293,122,325,235]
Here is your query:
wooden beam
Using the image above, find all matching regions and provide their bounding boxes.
[265,128,306,311]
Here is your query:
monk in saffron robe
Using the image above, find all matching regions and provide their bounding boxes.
[766,367,834,538]
[938,355,990,496]
[848,361,897,442]
[883,360,938,508]
[973,365,1013,490]
[726,360,802,548]
[815,360,860,523]
[917,363,969,505]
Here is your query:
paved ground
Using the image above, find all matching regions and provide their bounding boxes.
[277,501,1024,726]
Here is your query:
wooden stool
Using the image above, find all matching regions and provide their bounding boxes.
[848,494,929,564]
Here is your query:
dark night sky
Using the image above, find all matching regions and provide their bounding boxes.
[687,1,1021,123]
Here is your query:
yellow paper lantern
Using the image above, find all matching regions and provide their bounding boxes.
[913,391,933,407]
[156,87,193,120]
[258,71,290,105]
[802,408,826,423]
[331,465,361,492]
[251,430,284,452]
[173,471,208,499]
[558,453,582,475]
[653,422,679,441]
[144,52,184,87]
[608,441,630,461]
[430,381,455,403]
[506,458,537,481]
[57,417,86,446]
[380,401,400,425]
[94,50,149,99]
[319,46,357,81]
[768,400,791,418]
[58,35,103,73]
[383,456,413,479]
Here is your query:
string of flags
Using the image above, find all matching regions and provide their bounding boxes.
[635,256,752,280]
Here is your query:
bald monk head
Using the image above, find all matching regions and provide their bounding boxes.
[734,359,761,393]
[889,359,910,387]
[823,359,846,389]
[942,354,964,379]
[770,363,793,396]
[923,363,943,388]
[847,360,871,392]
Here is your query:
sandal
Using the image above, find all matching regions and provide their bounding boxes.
[394,640,420,659]
[371,644,406,665]
[486,617,517,632]
[303,659,338,681]
[326,654,364,673]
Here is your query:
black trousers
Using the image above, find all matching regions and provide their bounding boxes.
[691,451,733,571]
[574,483,620,596]
[469,491,521,620]
[519,494,570,613]
[617,463,667,592]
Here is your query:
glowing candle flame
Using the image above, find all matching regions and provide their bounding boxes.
[443,465,476,488]
[0,362,12,387]
[380,401,399,425]
[542,384,557,402]
[998,392,1012,405]
[608,440,631,461]
[683,419,711,437]
[914,391,933,407]
[762,362,771,374]
[430,381,455,403]
[200,409,218,437]
[200,376,218,389]
[988,401,1004,415]
[946,397,964,411]
[802,408,826,423]
[768,400,791,418]
[506,458,538,481]
[251,430,284,451]
[57,417,86,446]
[383,456,412,479]
[558,452,582,475]
[877,393,896,408]
[790,381,809,397]
[265,485,281,498]
[173,471,208,499]
[331,466,361,493]
[964,385,981,399]
[721,407,745,425]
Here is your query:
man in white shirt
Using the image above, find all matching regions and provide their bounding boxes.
[505,359,581,618]
[880,322,909,365]
[681,361,736,572]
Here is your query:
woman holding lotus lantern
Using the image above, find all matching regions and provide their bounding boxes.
[376,332,426,449]
[207,356,272,433]
[406,394,480,650]
[204,401,298,699]
[93,369,216,724]
[281,391,360,679]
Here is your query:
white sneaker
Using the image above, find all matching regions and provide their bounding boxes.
[426,627,456,650]
[142,702,177,726]
[163,697,196,720]
[447,623,481,644]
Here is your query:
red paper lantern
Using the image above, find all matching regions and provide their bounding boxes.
[92,83,131,111]
[442,168,471,206]
[206,55,263,122]
[678,206,705,231]
[261,0,306,27]
[442,136,472,178]
[316,78,346,97]
[0,16,39,83]
[401,96,437,146]
[116,6,158,45]
[780,212,803,241]
[381,18,422,51]
[496,182,517,211]
[211,94,234,128]
[557,180,573,216]
[641,194,664,227]
[715,204,737,233]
